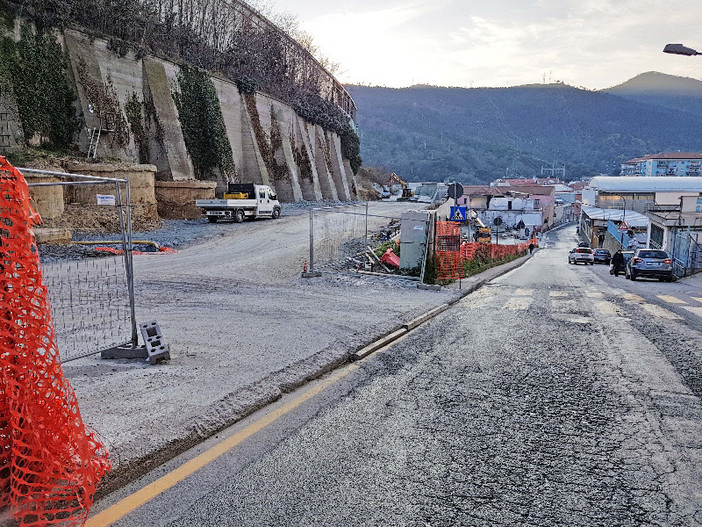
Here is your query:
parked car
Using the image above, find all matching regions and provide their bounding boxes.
[609,251,634,275]
[568,247,595,265]
[625,249,674,281]
[593,248,611,264]
[578,242,590,248]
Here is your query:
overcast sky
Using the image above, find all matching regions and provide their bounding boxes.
[267,0,702,89]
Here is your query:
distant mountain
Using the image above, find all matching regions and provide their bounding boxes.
[347,75,702,184]
[603,71,702,116]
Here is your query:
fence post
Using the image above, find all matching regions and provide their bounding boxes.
[115,181,138,348]
[365,201,369,248]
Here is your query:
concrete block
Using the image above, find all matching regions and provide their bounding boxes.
[101,343,148,360]
[34,228,72,245]
[140,321,171,365]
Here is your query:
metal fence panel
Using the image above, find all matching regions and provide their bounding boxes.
[309,204,401,273]
[23,168,137,362]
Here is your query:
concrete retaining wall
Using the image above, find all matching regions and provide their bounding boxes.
[2,23,357,203]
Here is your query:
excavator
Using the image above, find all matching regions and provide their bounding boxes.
[469,210,492,243]
[389,173,414,200]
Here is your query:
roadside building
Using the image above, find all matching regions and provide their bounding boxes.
[579,207,649,251]
[491,177,563,187]
[620,153,702,177]
[645,195,702,276]
[458,185,551,234]
[586,176,702,214]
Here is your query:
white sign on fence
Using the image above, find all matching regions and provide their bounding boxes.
[96,194,116,206]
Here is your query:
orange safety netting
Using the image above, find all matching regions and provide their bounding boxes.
[0,157,111,526]
[435,221,538,280]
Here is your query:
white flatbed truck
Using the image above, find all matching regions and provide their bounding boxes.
[196,183,281,223]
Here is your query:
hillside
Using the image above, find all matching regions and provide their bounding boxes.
[604,71,702,117]
[347,77,702,184]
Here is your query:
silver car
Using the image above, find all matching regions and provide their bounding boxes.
[626,249,673,281]
[568,247,594,265]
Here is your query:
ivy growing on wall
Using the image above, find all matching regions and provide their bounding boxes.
[173,65,236,180]
[242,94,288,182]
[293,92,361,174]
[125,91,149,163]
[0,23,80,148]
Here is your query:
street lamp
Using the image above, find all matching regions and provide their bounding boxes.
[663,43,701,56]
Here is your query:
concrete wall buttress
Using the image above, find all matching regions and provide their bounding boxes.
[296,117,323,201]
[240,93,271,187]
[143,59,194,180]
[313,124,338,201]
[212,77,244,183]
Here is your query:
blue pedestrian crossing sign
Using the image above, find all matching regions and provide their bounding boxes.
[450,206,467,222]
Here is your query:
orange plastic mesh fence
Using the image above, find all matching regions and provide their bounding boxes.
[0,157,111,526]
[435,222,538,280]
[435,222,463,280]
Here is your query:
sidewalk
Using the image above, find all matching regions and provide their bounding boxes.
[64,252,534,497]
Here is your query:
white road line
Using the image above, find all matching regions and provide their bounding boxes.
[514,288,534,296]
[682,306,702,318]
[595,301,618,315]
[504,297,532,310]
[640,303,682,320]
[656,295,688,305]
[586,292,605,299]
[691,297,702,304]
[624,293,644,303]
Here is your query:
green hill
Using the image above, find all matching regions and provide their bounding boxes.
[347,76,702,184]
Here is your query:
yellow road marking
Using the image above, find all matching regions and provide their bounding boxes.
[624,293,644,302]
[504,297,532,310]
[85,365,359,527]
[514,288,533,296]
[683,306,702,318]
[692,297,702,304]
[640,303,682,320]
[656,295,687,305]
[586,292,605,299]
[549,291,569,297]
[595,301,618,315]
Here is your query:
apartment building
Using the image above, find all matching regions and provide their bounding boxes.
[620,153,702,177]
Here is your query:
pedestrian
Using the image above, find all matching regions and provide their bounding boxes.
[612,249,624,276]
[528,242,535,255]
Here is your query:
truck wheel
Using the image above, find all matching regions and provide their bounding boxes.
[272,207,281,219]
[234,209,245,223]
[208,216,218,223]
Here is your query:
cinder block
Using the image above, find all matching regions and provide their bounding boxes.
[140,321,171,365]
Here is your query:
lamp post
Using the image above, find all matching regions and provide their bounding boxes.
[663,43,701,56]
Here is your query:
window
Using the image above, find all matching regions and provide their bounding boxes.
[507,201,512,210]
[0,113,8,121]
[649,225,664,249]
[534,199,540,207]
[0,135,10,147]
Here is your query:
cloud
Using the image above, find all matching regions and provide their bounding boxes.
[296,0,702,88]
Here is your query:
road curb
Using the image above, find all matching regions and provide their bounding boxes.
[352,328,409,361]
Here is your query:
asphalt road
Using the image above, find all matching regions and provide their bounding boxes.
[92,226,702,526]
